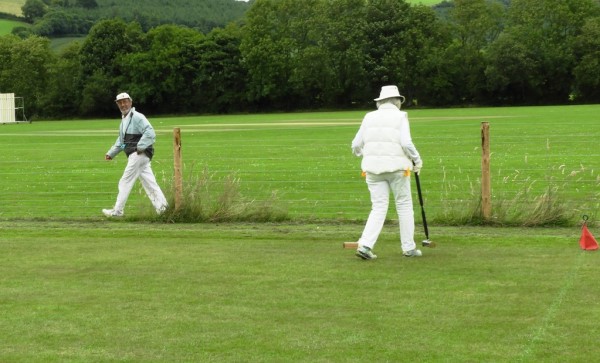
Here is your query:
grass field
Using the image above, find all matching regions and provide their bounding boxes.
[1,106,599,361]
[0,105,598,226]
[1,221,599,362]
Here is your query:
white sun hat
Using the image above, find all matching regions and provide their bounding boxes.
[115,92,132,102]
[374,85,402,101]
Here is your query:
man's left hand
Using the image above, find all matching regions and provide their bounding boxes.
[413,161,423,174]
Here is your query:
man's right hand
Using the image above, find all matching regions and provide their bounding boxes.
[105,155,112,161]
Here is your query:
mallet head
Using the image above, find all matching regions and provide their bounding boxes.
[343,242,359,249]
[422,239,436,248]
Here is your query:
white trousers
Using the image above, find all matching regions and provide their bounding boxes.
[358,171,416,252]
[113,153,168,214]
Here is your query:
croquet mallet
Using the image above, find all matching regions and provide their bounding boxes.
[414,171,435,248]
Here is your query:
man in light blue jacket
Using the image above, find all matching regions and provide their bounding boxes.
[351,85,423,260]
[102,92,168,217]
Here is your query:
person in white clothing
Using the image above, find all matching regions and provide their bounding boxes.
[351,85,423,260]
[102,92,168,217]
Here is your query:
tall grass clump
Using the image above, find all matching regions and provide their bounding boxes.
[522,186,571,226]
[429,166,485,225]
[158,166,289,223]
[434,188,484,225]
[436,186,572,227]
[485,167,574,226]
[431,167,574,227]
[492,184,572,227]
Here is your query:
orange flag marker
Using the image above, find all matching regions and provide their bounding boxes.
[579,215,598,251]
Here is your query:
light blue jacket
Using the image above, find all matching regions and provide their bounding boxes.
[106,108,156,159]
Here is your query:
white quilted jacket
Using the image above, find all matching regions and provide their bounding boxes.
[351,104,421,174]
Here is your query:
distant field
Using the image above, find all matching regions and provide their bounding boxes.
[0,20,82,50]
[0,0,23,16]
[0,18,27,35]
[49,36,86,52]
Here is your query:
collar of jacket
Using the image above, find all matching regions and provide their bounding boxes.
[122,107,136,119]
[378,103,399,110]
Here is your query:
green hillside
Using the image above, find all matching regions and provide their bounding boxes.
[0,0,447,18]
[0,0,446,35]
[90,0,250,30]
[1,0,251,36]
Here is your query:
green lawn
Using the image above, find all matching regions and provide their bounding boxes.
[1,106,599,361]
[1,221,598,362]
[1,105,598,226]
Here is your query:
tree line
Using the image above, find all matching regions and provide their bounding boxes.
[2,0,600,119]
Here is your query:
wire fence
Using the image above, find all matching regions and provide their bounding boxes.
[0,112,599,227]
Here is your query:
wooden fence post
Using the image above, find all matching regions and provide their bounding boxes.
[173,128,183,210]
[481,122,491,220]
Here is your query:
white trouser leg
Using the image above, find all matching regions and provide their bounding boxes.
[113,153,145,213]
[358,173,391,249]
[138,161,168,213]
[389,172,416,252]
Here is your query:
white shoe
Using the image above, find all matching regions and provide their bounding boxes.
[356,246,377,260]
[403,249,422,257]
[102,209,123,217]
[155,205,167,215]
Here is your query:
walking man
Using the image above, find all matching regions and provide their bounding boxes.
[102,92,168,217]
[351,85,423,260]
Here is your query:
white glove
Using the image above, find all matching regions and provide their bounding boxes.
[352,146,363,157]
[413,161,423,174]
